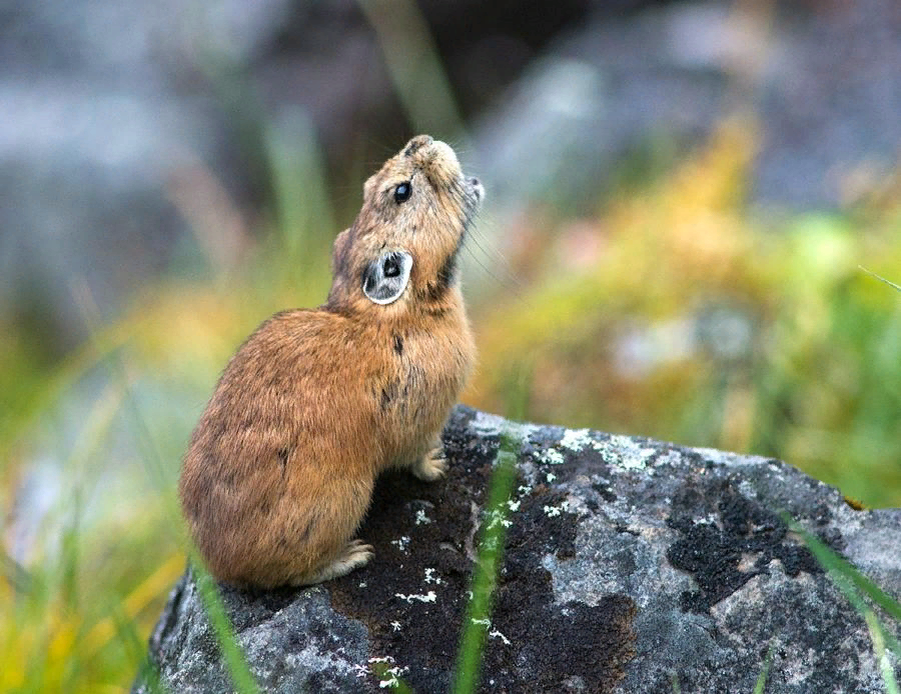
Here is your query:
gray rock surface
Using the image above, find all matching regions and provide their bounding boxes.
[134,406,901,693]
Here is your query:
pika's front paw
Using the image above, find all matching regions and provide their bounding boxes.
[413,446,447,482]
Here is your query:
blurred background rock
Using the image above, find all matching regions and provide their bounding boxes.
[3,0,901,690]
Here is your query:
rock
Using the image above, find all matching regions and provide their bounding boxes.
[475,0,901,213]
[133,406,901,693]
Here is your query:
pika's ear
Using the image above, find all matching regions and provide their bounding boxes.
[332,229,352,275]
[363,251,413,305]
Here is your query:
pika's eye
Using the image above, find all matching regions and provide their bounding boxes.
[394,181,412,204]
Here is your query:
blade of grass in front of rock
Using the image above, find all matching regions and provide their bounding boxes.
[752,642,775,694]
[193,562,260,694]
[865,611,901,694]
[370,661,415,693]
[452,435,518,694]
[787,515,901,692]
[788,517,901,624]
[110,606,169,694]
[453,363,529,694]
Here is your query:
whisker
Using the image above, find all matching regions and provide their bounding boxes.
[466,216,526,294]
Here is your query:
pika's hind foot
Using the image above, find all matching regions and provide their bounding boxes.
[296,540,374,586]
[412,446,447,482]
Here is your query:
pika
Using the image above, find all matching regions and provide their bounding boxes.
[179,135,483,588]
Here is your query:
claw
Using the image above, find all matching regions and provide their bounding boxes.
[413,446,447,481]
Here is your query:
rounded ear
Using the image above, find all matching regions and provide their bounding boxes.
[331,229,352,276]
[363,251,413,305]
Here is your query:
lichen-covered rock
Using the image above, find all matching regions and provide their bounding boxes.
[133,406,901,693]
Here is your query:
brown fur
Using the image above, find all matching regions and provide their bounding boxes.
[179,135,482,588]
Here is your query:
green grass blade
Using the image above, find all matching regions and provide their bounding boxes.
[785,514,901,689]
[453,361,530,693]
[192,562,260,694]
[358,0,464,136]
[72,286,257,693]
[784,515,901,622]
[110,606,169,694]
[133,654,168,694]
[752,641,775,694]
[452,432,519,694]
[859,266,901,293]
[865,611,901,694]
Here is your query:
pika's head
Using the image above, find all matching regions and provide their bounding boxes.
[327,135,483,314]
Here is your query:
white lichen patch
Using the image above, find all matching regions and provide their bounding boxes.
[470,410,508,436]
[560,428,595,452]
[653,449,685,468]
[414,509,432,525]
[471,410,542,444]
[538,448,566,465]
[378,665,410,689]
[485,508,513,530]
[367,656,409,690]
[394,591,437,604]
[391,536,411,553]
[546,472,557,483]
[352,663,370,679]
[691,446,771,468]
[467,617,512,646]
[543,500,571,517]
[390,621,402,632]
[532,428,664,475]
[507,499,521,512]
[595,435,656,470]
[423,568,443,585]
[489,628,512,646]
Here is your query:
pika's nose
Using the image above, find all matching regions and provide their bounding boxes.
[468,176,484,201]
[404,135,434,157]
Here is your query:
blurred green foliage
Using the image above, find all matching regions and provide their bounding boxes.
[2,93,901,694]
